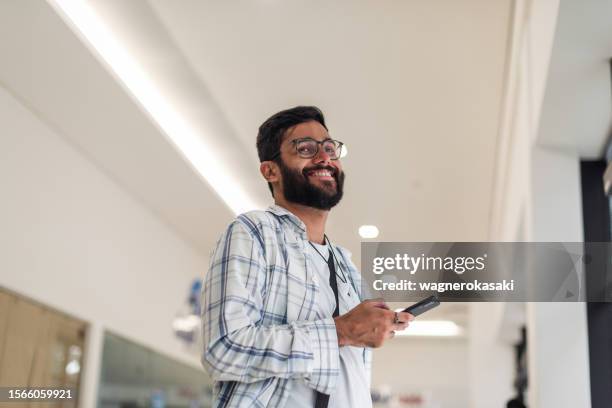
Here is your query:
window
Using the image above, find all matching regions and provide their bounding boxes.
[98,332,212,408]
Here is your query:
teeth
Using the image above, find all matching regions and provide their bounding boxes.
[312,171,332,177]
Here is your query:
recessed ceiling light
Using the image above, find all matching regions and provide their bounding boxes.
[359,225,379,239]
[49,0,258,215]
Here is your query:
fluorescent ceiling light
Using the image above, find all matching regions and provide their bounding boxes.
[395,320,462,337]
[359,225,379,239]
[48,0,258,215]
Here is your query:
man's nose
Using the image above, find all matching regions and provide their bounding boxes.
[313,147,332,165]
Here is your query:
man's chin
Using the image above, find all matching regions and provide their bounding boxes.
[307,178,337,191]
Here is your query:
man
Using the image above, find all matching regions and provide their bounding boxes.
[202,106,413,407]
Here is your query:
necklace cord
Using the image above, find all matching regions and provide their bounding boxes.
[308,235,348,284]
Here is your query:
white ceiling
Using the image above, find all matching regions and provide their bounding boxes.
[1,0,608,363]
[1,0,513,259]
[146,0,513,253]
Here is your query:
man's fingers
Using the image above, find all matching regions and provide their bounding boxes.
[397,312,414,323]
[390,311,413,331]
[393,321,410,331]
[366,298,389,309]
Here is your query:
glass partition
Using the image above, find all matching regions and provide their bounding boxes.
[98,332,212,408]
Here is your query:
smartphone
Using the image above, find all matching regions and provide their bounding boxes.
[402,295,440,316]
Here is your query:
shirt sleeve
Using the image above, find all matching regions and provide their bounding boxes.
[201,219,340,394]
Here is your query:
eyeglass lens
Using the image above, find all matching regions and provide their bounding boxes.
[296,139,342,159]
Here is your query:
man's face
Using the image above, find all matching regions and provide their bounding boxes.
[276,121,345,210]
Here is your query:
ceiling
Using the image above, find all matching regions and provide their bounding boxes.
[0,0,236,256]
[146,0,513,253]
[2,0,609,366]
[0,0,513,260]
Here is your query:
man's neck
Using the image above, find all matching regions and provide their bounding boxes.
[274,198,328,244]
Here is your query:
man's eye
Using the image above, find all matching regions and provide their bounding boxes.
[297,143,317,155]
[323,145,336,155]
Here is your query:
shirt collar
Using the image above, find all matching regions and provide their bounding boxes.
[265,204,307,235]
[265,205,353,264]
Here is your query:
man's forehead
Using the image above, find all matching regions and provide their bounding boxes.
[285,121,329,141]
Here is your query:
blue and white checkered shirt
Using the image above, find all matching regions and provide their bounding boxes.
[201,205,372,407]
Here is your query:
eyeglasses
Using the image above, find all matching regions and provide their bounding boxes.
[269,138,345,161]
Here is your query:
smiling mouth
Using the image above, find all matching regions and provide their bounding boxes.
[305,169,336,181]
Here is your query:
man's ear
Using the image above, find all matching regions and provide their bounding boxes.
[260,161,280,183]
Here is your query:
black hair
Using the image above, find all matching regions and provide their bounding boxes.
[256,106,327,196]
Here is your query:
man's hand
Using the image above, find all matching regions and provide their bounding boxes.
[334,299,414,348]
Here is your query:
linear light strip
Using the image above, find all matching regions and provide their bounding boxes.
[48,0,258,215]
[395,320,462,337]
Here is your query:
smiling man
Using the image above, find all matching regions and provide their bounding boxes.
[201,106,413,407]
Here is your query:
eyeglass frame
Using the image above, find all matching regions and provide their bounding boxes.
[267,137,345,161]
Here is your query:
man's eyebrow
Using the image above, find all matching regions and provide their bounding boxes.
[291,136,333,142]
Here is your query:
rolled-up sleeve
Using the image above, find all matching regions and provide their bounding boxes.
[201,219,340,394]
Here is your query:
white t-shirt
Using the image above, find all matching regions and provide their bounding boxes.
[285,242,373,408]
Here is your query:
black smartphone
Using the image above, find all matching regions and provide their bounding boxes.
[402,295,440,316]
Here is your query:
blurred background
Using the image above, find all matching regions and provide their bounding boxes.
[1,0,611,407]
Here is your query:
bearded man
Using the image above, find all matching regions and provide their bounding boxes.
[201,106,413,408]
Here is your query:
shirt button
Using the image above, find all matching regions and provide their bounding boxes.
[312,275,318,284]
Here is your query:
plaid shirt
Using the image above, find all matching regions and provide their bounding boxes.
[201,205,372,407]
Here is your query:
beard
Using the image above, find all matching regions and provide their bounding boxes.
[278,159,345,210]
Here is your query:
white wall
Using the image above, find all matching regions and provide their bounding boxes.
[0,86,208,407]
[479,0,592,407]
[372,338,469,408]
[468,303,515,408]
[467,2,541,406]
[526,146,591,408]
